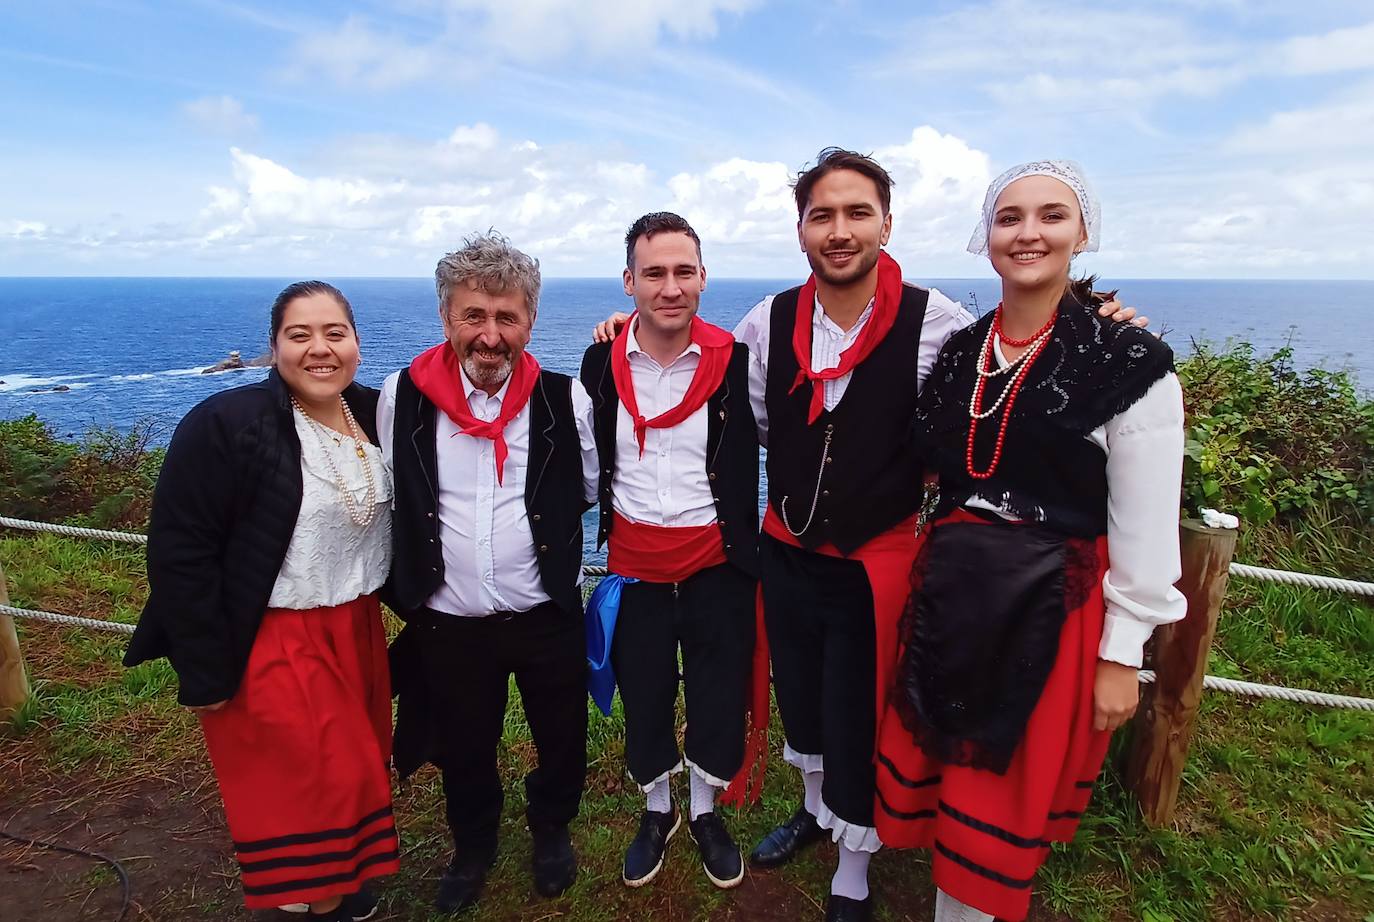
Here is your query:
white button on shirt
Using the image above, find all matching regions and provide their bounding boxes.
[611,321,716,527]
[378,365,598,618]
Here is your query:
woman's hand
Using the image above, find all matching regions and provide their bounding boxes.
[1097,298,1148,329]
[189,700,229,713]
[1092,660,1139,731]
[593,312,631,343]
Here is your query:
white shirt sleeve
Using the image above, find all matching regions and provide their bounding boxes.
[732,296,773,448]
[570,378,600,504]
[377,371,400,474]
[918,287,976,392]
[1099,372,1189,666]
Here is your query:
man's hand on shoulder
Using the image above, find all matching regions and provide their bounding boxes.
[1096,295,1149,330]
[593,312,631,343]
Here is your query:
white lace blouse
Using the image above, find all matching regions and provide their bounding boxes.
[266,409,394,610]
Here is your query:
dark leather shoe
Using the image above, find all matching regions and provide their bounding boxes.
[824,894,873,922]
[622,808,680,887]
[435,850,495,914]
[689,811,744,889]
[531,826,577,898]
[748,806,826,868]
[341,883,379,920]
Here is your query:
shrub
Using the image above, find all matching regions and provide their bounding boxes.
[1176,342,1374,528]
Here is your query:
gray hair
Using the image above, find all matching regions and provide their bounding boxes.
[435,230,542,322]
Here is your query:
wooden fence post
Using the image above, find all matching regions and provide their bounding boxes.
[1126,518,1238,827]
[0,559,32,722]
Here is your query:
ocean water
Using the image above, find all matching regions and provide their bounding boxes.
[2,276,1370,559]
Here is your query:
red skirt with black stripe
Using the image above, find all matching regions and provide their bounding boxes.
[199,593,400,909]
[875,511,1113,922]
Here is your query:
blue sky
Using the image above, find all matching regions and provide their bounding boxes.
[1,0,1371,279]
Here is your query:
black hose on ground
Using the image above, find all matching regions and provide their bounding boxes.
[0,827,132,921]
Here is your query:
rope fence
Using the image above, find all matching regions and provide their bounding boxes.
[2,515,1373,714]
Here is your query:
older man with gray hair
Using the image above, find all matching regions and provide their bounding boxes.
[380,231,599,914]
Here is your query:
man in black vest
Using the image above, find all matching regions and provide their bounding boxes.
[378,231,598,915]
[579,213,760,891]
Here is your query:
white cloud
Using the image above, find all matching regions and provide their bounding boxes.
[182,95,260,135]
[290,16,443,90]
[1226,80,1374,154]
[1279,20,1374,75]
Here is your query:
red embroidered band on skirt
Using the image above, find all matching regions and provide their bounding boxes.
[874,509,1112,922]
[199,592,399,909]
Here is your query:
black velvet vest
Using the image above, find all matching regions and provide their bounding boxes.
[579,339,760,578]
[764,283,929,554]
[386,368,586,617]
[920,293,1176,538]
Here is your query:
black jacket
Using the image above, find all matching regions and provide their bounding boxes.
[123,370,379,706]
[385,367,588,618]
[579,339,760,577]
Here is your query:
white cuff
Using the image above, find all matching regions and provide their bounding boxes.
[684,756,731,789]
[816,798,883,853]
[782,742,824,774]
[1097,609,1157,667]
[638,760,684,793]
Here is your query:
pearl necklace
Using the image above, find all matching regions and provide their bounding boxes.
[292,396,379,529]
[964,306,1055,480]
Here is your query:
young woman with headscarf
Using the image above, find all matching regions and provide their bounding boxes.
[872,162,1186,922]
[124,281,398,921]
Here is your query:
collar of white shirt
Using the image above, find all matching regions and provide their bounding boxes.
[625,317,703,367]
[458,361,515,409]
[812,294,876,337]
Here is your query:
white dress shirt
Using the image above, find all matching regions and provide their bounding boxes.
[378,364,598,618]
[732,283,972,447]
[611,320,716,527]
[967,337,1188,667]
[267,409,393,610]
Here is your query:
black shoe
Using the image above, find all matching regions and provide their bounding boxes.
[623,808,681,887]
[824,894,873,922]
[688,811,744,889]
[341,884,379,921]
[435,850,496,914]
[530,826,577,898]
[303,906,352,922]
[748,806,826,869]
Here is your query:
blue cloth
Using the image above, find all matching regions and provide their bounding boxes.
[585,574,637,716]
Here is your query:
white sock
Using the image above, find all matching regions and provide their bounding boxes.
[688,769,718,820]
[934,888,995,922]
[829,843,871,900]
[645,779,671,815]
[802,769,824,817]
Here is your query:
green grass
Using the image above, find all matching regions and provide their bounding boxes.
[2,529,1372,920]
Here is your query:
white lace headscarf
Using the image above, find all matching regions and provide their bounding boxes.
[967,160,1100,256]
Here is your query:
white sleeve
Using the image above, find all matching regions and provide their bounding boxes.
[732,296,773,448]
[377,371,400,474]
[570,378,601,504]
[917,287,976,393]
[1099,372,1189,666]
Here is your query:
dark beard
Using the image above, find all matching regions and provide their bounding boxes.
[809,246,879,287]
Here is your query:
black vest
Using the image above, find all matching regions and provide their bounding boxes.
[764,283,929,554]
[387,368,586,617]
[920,295,1175,538]
[579,339,759,578]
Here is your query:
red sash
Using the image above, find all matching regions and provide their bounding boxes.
[611,314,733,457]
[408,343,540,485]
[722,506,920,807]
[789,250,904,423]
[606,512,727,583]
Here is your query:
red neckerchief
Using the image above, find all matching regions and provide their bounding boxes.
[408,343,541,485]
[789,250,904,423]
[610,313,733,457]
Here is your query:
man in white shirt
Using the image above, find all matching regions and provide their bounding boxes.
[579,213,761,892]
[379,232,599,915]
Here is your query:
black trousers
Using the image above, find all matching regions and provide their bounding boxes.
[760,532,877,828]
[416,602,587,858]
[612,562,756,787]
